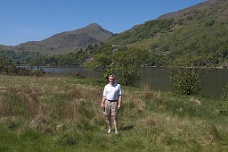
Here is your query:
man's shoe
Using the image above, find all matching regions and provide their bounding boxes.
[107,129,111,133]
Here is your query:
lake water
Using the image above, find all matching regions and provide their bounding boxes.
[36,66,228,99]
[138,68,228,99]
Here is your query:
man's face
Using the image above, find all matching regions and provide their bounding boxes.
[109,76,115,84]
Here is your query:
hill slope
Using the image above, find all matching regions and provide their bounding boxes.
[105,0,228,66]
[0,23,113,55]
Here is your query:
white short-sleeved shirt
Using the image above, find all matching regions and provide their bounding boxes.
[103,83,122,101]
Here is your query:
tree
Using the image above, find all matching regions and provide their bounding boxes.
[0,54,6,73]
[84,47,148,85]
[169,57,207,95]
[84,49,113,75]
[112,48,148,85]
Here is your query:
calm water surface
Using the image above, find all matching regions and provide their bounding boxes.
[139,68,228,99]
[39,66,228,98]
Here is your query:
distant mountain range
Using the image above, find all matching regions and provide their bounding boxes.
[0,23,113,55]
[1,0,227,67]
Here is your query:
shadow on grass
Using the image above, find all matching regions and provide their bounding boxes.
[120,125,134,131]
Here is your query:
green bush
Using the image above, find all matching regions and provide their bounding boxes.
[169,58,206,95]
[219,83,228,115]
[170,67,205,95]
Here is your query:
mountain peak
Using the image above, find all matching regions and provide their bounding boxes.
[86,23,101,28]
[12,23,113,54]
[81,23,106,32]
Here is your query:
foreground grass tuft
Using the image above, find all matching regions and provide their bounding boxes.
[0,75,227,151]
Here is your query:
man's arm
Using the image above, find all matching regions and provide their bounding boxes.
[117,95,122,109]
[101,96,106,108]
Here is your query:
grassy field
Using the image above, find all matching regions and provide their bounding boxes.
[0,75,227,152]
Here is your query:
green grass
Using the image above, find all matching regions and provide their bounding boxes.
[0,75,227,151]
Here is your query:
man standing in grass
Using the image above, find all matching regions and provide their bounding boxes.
[101,74,122,134]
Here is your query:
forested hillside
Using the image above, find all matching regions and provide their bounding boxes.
[105,0,228,67]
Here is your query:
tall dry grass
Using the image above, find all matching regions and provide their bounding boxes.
[0,75,105,134]
[0,75,227,151]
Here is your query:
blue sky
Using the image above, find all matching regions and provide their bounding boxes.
[0,0,206,46]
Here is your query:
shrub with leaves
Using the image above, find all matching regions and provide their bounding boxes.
[169,58,206,95]
[219,83,228,115]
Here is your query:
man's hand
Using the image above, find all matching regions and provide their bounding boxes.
[101,97,106,108]
[117,104,121,109]
[101,103,105,108]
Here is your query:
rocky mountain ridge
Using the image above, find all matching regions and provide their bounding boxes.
[0,23,113,55]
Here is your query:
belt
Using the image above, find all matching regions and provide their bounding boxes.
[107,100,117,102]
